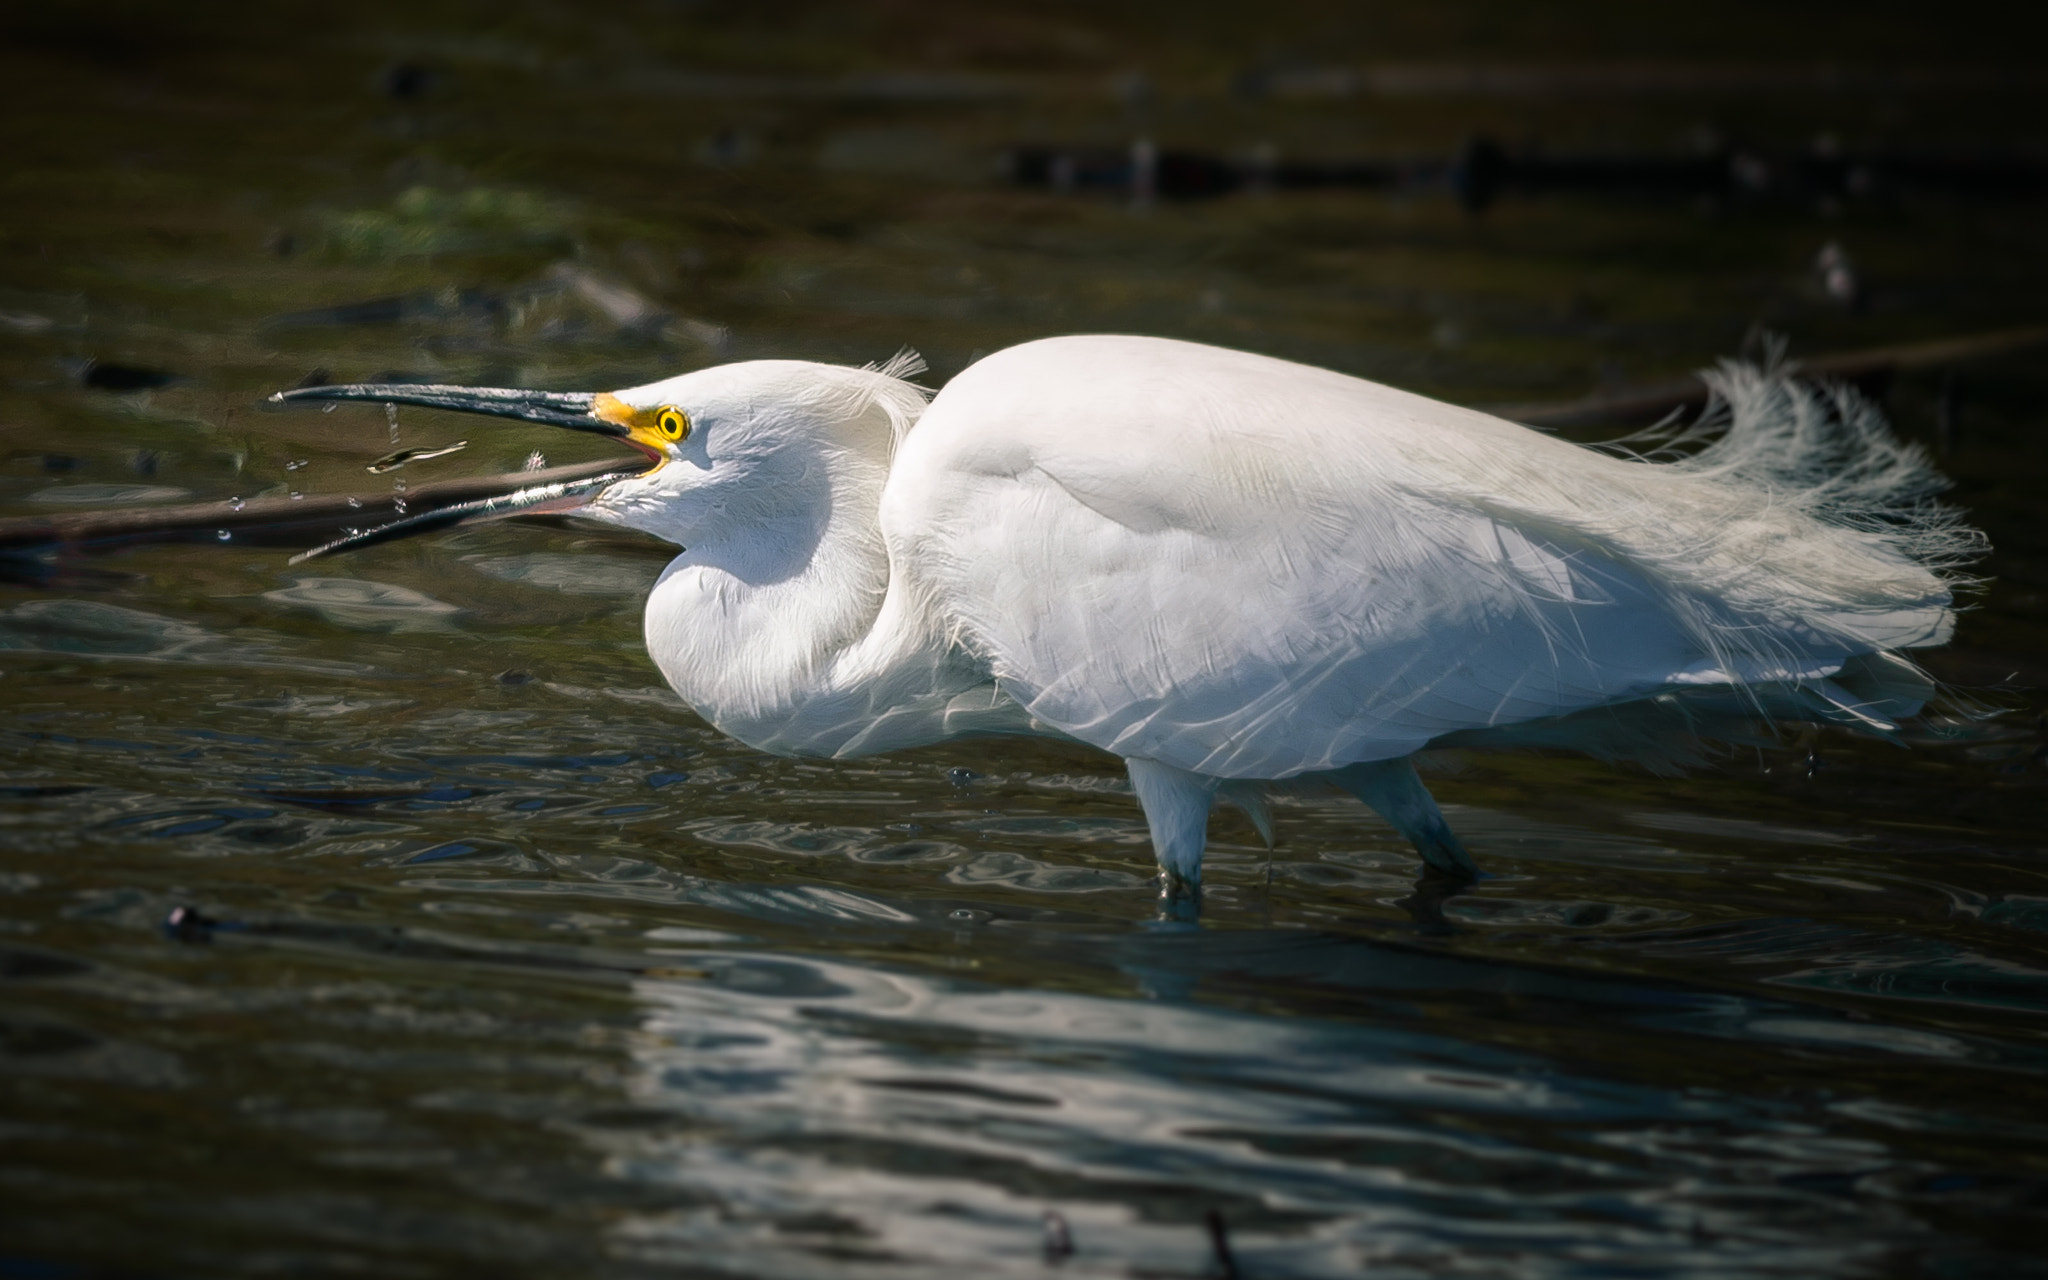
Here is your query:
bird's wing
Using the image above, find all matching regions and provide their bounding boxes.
[883,336,1954,779]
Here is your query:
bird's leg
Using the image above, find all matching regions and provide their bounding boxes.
[1215,781,1276,851]
[1126,757,1218,905]
[1217,780,1277,923]
[1330,758,1479,878]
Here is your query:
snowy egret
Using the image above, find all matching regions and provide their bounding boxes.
[273,336,1980,901]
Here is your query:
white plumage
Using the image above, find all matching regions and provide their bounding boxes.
[284,335,1982,898]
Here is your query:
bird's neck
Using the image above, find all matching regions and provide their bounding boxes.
[640,451,960,754]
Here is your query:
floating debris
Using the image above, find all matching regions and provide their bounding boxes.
[367,441,468,474]
[163,905,219,944]
[1041,1210,1073,1261]
[1205,1209,1240,1280]
[0,310,54,334]
[383,60,440,101]
[80,360,176,391]
[532,262,729,348]
[544,262,667,334]
[1815,240,1864,309]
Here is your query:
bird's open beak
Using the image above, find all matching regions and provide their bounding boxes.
[269,381,655,562]
[284,468,637,565]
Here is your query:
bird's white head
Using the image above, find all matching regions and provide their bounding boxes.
[269,352,927,558]
[582,355,927,548]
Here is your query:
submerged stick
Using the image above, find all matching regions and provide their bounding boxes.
[0,459,633,555]
[1490,324,2048,428]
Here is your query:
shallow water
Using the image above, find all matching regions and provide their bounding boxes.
[4,5,2048,1277]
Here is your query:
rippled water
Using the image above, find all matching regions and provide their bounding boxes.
[5,5,2048,1277]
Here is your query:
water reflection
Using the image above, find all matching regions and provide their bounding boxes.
[2,653,2044,1274]
[263,576,463,632]
[605,937,2017,1277]
[465,550,660,597]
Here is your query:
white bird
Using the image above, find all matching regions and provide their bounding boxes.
[275,336,1980,902]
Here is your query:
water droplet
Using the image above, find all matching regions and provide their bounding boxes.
[344,526,361,537]
[522,450,546,472]
[346,496,362,509]
[393,497,408,514]
[393,477,407,493]
[215,529,231,541]
[385,402,400,445]
[288,491,303,501]
[321,403,337,414]
[227,496,245,511]
[284,458,308,471]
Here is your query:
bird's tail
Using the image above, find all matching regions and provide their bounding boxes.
[1609,356,1984,596]
[1558,358,1989,749]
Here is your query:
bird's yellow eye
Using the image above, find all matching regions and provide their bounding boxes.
[656,406,690,441]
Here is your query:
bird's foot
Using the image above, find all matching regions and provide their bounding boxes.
[1394,864,1476,935]
[1156,869,1203,923]
[1414,830,1480,879]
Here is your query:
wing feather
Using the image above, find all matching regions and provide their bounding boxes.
[882,336,1963,779]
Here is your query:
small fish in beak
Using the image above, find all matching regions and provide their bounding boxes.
[366,440,468,473]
